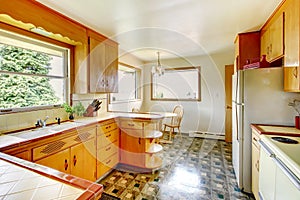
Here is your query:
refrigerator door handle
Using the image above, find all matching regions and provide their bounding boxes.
[235,104,239,141]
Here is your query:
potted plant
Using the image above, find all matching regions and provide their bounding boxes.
[62,102,85,120]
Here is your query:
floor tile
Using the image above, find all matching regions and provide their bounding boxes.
[99,136,254,200]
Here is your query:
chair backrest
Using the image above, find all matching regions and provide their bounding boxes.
[171,105,184,126]
[132,107,140,112]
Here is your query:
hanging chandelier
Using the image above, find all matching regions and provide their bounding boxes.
[151,51,164,76]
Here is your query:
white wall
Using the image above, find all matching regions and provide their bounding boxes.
[141,51,234,134]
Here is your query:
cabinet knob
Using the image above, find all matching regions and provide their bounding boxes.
[73,155,77,166]
[64,159,68,171]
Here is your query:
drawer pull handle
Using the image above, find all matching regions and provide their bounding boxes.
[128,123,135,127]
[106,146,111,151]
[73,155,77,166]
[106,134,111,138]
[106,125,111,129]
[106,159,111,165]
[64,159,68,171]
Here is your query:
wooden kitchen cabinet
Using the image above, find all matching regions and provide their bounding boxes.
[36,148,71,174]
[88,30,118,93]
[34,125,97,181]
[96,119,119,178]
[251,129,261,200]
[260,13,284,62]
[234,31,260,71]
[119,118,163,170]
[283,0,300,92]
[70,139,97,181]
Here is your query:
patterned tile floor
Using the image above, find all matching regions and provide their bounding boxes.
[99,136,254,200]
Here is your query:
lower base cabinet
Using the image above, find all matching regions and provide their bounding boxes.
[36,148,71,174]
[36,139,97,181]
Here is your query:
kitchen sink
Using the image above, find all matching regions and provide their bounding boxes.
[10,121,83,140]
[271,136,299,144]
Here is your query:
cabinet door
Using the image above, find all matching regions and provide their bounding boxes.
[89,36,106,93]
[251,143,260,200]
[284,0,299,68]
[260,28,269,59]
[120,131,145,167]
[105,43,118,93]
[284,67,300,92]
[71,139,97,181]
[269,14,284,61]
[36,148,71,174]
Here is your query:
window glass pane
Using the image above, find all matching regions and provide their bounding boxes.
[110,63,139,102]
[152,67,200,101]
[0,29,68,110]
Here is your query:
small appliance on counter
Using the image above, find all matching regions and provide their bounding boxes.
[84,99,102,117]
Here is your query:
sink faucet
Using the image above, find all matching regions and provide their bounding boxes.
[36,116,49,128]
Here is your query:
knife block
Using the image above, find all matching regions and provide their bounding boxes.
[84,105,98,117]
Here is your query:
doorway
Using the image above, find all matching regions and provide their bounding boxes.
[225,65,234,142]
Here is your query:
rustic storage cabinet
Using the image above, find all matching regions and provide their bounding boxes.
[96,119,119,178]
[34,125,97,181]
[88,30,118,93]
[119,118,163,170]
[283,0,300,92]
[260,13,284,62]
[234,31,260,71]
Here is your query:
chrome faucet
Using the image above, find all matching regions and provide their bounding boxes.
[36,116,49,128]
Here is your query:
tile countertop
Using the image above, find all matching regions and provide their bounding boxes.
[0,152,103,200]
[251,124,300,136]
[0,112,164,199]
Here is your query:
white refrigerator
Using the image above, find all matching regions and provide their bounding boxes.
[232,67,300,193]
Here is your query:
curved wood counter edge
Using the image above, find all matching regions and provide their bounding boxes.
[251,123,300,136]
[0,152,103,200]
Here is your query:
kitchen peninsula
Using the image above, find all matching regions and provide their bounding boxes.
[0,112,164,199]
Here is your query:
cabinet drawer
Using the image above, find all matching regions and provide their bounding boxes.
[97,129,119,149]
[120,120,143,129]
[98,122,118,134]
[33,128,96,161]
[97,152,119,177]
[97,141,118,162]
[144,121,158,130]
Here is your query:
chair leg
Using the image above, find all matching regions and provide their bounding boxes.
[178,127,182,139]
[169,128,173,141]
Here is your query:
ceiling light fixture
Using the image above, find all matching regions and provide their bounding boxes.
[151,51,164,76]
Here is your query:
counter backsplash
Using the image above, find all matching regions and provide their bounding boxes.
[0,94,108,134]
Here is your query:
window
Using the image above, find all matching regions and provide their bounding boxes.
[110,63,141,102]
[0,29,69,111]
[151,67,201,101]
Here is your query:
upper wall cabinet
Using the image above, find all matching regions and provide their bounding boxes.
[260,13,284,62]
[88,30,118,93]
[283,0,300,92]
[234,31,260,71]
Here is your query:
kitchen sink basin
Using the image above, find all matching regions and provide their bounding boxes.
[10,121,82,140]
[271,136,299,144]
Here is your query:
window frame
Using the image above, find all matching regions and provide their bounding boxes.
[109,62,141,104]
[151,66,201,101]
[0,28,71,113]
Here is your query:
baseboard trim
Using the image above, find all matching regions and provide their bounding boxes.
[188,131,225,140]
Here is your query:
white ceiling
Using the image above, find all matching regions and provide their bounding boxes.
[37,0,282,61]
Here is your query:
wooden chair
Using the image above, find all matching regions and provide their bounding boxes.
[163,105,184,141]
[132,107,140,112]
